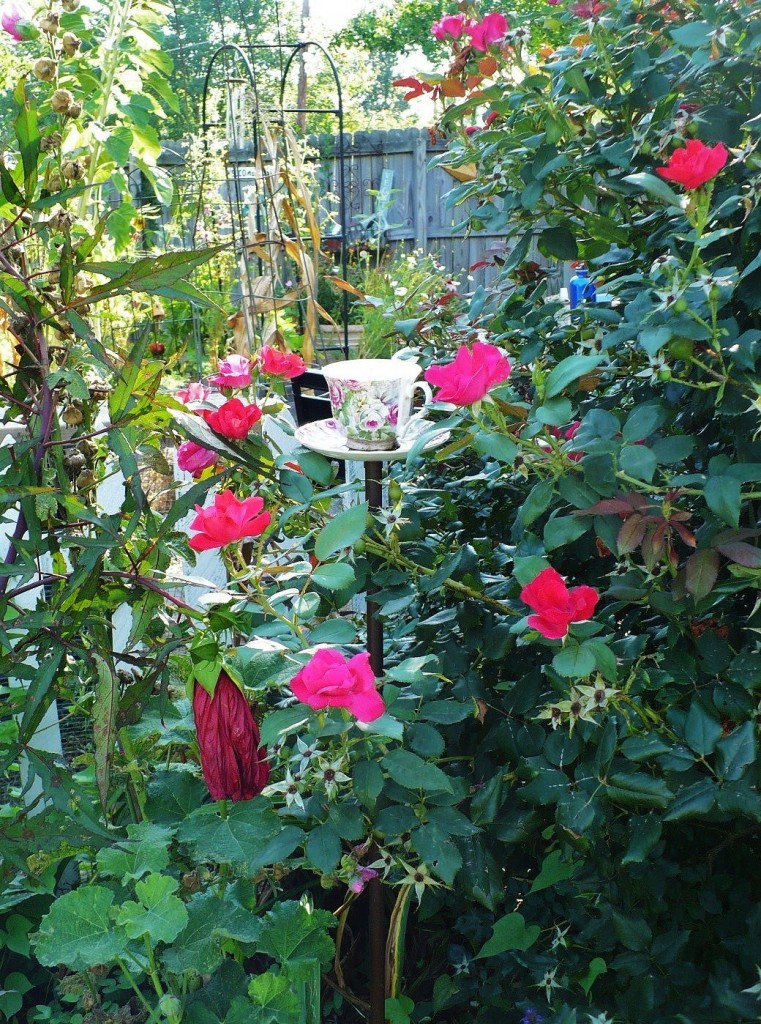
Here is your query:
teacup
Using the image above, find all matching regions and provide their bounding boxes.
[321,358,433,451]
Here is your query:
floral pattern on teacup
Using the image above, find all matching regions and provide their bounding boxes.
[330,380,401,444]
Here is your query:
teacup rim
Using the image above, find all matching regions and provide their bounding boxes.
[322,358,421,381]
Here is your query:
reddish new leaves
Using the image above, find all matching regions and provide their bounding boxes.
[520,567,599,640]
[193,671,269,802]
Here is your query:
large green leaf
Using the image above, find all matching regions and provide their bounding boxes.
[247,974,300,1024]
[382,749,453,794]
[545,354,602,399]
[475,912,540,958]
[96,821,173,882]
[177,799,303,874]
[76,246,227,305]
[116,873,188,944]
[255,901,335,966]
[314,502,369,561]
[33,886,127,971]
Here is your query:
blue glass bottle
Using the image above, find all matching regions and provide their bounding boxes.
[569,266,597,309]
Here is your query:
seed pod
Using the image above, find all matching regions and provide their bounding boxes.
[39,12,60,33]
[63,448,86,469]
[62,405,84,426]
[40,131,62,152]
[51,88,73,114]
[75,470,96,490]
[47,267,60,286]
[61,31,80,55]
[48,208,73,231]
[65,100,82,119]
[61,159,83,180]
[61,0,80,10]
[33,57,56,81]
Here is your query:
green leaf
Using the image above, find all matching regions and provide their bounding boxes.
[529,849,578,892]
[104,126,134,165]
[475,912,540,958]
[93,651,119,811]
[623,172,684,208]
[96,822,173,882]
[411,824,462,884]
[519,478,554,527]
[314,501,369,561]
[255,901,335,966]
[116,874,188,944]
[474,430,518,464]
[161,892,226,975]
[0,159,24,206]
[663,779,716,822]
[544,514,589,551]
[538,225,578,260]
[704,475,741,528]
[606,772,672,809]
[418,700,472,724]
[177,799,303,874]
[545,354,602,399]
[311,562,355,591]
[382,749,453,794]
[622,815,662,865]
[14,79,40,198]
[620,444,657,483]
[353,759,385,810]
[622,402,666,443]
[685,549,720,602]
[33,887,126,971]
[670,20,710,46]
[552,642,596,678]
[79,245,227,305]
[684,700,723,756]
[306,824,342,874]
[260,706,311,747]
[715,721,756,781]
[580,957,608,996]
[145,766,207,823]
[247,974,300,1024]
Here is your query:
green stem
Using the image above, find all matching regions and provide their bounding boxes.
[119,726,146,820]
[115,957,156,1019]
[143,935,165,1000]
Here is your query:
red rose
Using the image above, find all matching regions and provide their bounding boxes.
[290,649,385,722]
[177,440,218,478]
[258,346,306,379]
[193,671,269,802]
[188,489,270,551]
[520,566,599,640]
[467,12,508,51]
[424,341,511,405]
[656,139,729,190]
[203,398,262,440]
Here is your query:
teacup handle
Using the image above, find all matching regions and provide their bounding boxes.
[398,381,434,439]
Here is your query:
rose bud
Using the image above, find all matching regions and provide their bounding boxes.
[192,671,270,802]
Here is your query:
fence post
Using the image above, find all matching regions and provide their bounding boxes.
[413,130,428,250]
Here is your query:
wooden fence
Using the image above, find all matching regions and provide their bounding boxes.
[158,127,563,292]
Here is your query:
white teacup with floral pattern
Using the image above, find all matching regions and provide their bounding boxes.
[322,358,434,451]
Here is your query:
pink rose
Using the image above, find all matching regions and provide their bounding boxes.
[258,346,306,379]
[424,341,511,405]
[177,440,218,477]
[176,382,213,405]
[208,354,252,389]
[203,398,262,440]
[431,13,471,40]
[290,649,385,723]
[656,139,729,191]
[188,489,270,551]
[1,0,33,40]
[467,12,508,51]
[520,567,599,640]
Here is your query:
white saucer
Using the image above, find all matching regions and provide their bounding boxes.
[294,418,450,462]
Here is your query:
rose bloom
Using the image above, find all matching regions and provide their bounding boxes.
[203,398,262,439]
[193,671,269,802]
[424,341,511,405]
[431,13,471,40]
[290,649,385,723]
[177,440,218,477]
[208,354,252,389]
[467,12,508,51]
[258,345,306,379]
[188,489,270,551]
[520,567,599,640]
[656,139,729,190]
[176,381,212,405]
[571,0,608,16]
[1,0,32,40]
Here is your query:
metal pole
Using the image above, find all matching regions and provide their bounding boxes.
[364,459,385,1024]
